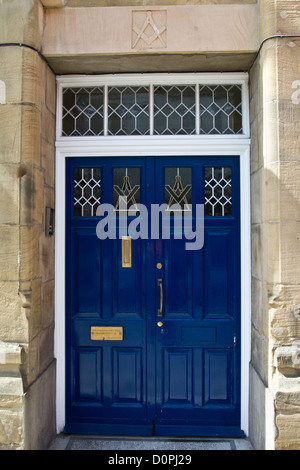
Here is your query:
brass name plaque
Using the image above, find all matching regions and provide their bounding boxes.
[90,326,123,341]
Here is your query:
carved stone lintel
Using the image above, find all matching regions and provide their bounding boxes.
[132,10,167,51]
[41,0,66,8]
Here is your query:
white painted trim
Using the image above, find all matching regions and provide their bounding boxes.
[56,72,250,140]
[55,149,66,434]
[54,137,251,436]
[55,70,250,435]
[239,145,251,436]
[56,72,249,88]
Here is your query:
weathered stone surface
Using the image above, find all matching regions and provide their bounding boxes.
[249,0,300,450]
[42,4,259,73]
[39,233,55,282]
[0,226,19,282]
[47,52,257,74]
[66,0,257,6]
[41,0,66,7]
[0,283,28,344]
[275,391,300,413]
[42,140,55,188]
[270,285,300,343]
[23,360,56,450]
[251,322,269,385]
[275,344,300,376]
[19,225,39,282]
[251,277,269,338]
[42,281,54,329]
[1,0,300,453]
[260,0,300,40]
[0,0,44,49]
[0,81,5,105]
[0,343,24,449]
[276,413,300,450]
[0,48,23,105]
[41,105,56,145]
[22,49,44,109]
[0,106,22,164]
[0,409,23,447]
[0,164,20,225]
[249,364,266,450]
[0,342,23,366]
[20,166,43,225]
[45,66,56,116]
[20,107,41,167]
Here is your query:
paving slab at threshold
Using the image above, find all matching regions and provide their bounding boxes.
[48,435,253,450]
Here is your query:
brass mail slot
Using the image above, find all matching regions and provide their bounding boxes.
[122,236,132,268]
[91,326,123,341]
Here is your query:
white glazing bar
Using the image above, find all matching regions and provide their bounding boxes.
[104,85,108,136]
[195,83,200,135]
[57,74,249,139]
[56,82,63,138]
[149,84,154,136]
[241,82,250,137]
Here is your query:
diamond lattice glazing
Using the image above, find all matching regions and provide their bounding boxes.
[108,87,150,135]
[62,88,104,136]
[205,167,232,216]
[74,168,101,217]
[200,85,242,135]
[61,83,243,137]
[154,85,196,135]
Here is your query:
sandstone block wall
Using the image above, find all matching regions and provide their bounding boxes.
[249,0,300,451]
[1,0,300,451]
[0,0,56,450]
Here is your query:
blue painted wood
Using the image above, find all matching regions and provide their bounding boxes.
[154,157,240,433]
[65,155,241,436]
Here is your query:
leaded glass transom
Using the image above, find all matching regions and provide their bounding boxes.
[200,85,242,135]
[154,86,196,135]
[74,168,101,216]
[63,88,104,136]
[205,167,232,217]
[61,81,244,137]
[108,87,150,135]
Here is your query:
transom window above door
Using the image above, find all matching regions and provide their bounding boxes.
[57,74,249,138]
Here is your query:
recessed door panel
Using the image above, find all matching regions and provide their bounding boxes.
[204,349,234,405]
[113,238,143,317]
[204,229,234,318]
[74,348,102,404]
[72,228,102,318]
[164,239,192,317]
[163,348,192,405]
[113,348,142,405]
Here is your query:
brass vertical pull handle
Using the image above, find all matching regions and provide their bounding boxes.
[157,278,163,317]
[122,236,132,268]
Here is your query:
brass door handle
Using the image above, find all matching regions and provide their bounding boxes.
[157,278,163,317]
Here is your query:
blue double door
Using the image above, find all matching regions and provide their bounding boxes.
[65,155,242,436]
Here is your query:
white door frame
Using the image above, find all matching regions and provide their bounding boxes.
[54,73,251,436]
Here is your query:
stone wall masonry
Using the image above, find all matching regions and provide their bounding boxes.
[0,0,44,50]
[1,0,300,451]
[249,0,300,451]
[65,0,257,7]
[0,0,56,450]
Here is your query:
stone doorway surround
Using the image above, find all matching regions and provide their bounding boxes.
[1,0,300,451]
[54,70,252,438]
